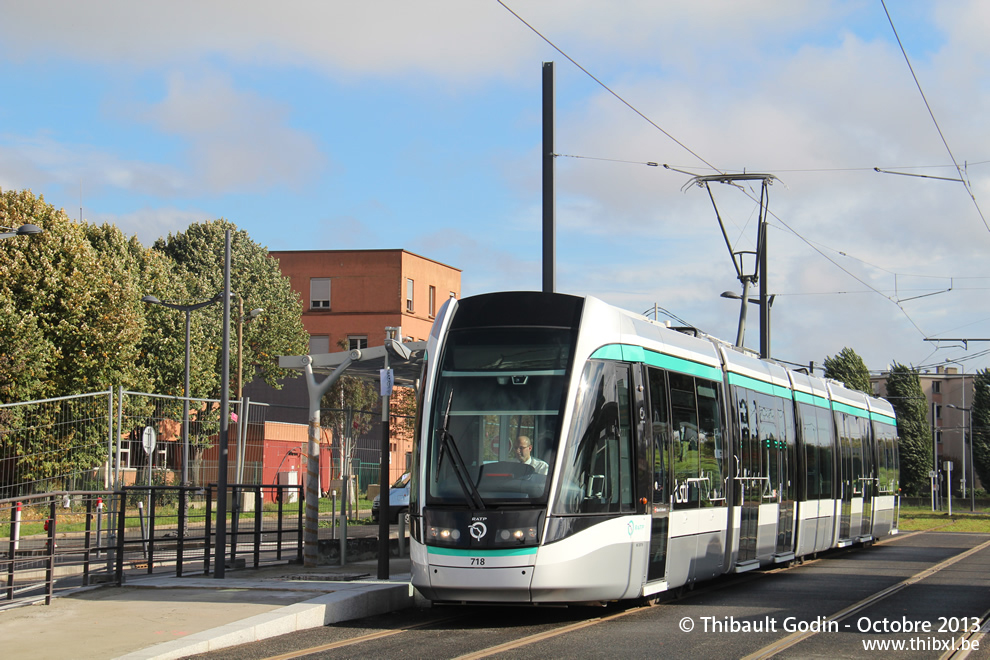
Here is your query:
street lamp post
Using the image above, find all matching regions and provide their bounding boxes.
[236,295,264,400]
[0,223,42,240]
[947,403,976,512]
[142,293,224,486]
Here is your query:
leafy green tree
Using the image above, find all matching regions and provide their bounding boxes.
[1,189,149,397]
[147,219,309,485]
[970,369,990,492]
[1,193,310,490]
[823,347,872,393]
[1,189,154,487]
[151,219,309,398]
[884,364,933,496]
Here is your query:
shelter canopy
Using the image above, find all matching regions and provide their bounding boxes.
[279,341,427,388]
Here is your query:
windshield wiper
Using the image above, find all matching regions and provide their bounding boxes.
[435,390,486,510]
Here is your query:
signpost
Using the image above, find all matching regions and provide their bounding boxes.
[141,426,157,540]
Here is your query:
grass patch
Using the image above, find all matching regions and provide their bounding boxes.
[898,505,990,533]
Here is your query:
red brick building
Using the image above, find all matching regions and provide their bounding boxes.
[269,249,461,350]
[244,249,461,497]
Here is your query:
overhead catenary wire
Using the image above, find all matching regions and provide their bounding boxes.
[880,0,990,233]
[496,0,722,175]
[500,1,985,356]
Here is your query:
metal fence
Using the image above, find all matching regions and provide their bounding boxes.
[2,491,117,608]
[1,390,412,502]
[0,389,414,606]
[2,483,304,609]
[0,391,114,499]
[0,389,272,499]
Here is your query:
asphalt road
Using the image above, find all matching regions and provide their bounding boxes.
[189,531,990,660]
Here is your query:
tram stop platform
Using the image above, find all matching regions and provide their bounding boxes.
[0,545,417,660]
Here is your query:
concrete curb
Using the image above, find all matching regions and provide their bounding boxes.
[114,582,415,660]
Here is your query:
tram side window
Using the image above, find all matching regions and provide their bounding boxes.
[876,423,898,494]
[859,416,875,492]
[734,389,755,501]
[616,369,634,509]
[667,374,723,509]
[815,406,834,499]
[697,380,725,505]
[647,367,670,506]
[734,388,769,502]
[670,373,699,509]
[758,392,780,500]
[848,415,866,495]
[553,361,635,515]
[799,403,820,500]
[780,398,796,501]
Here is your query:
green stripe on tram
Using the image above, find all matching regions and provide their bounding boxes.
[428,546,538,557]
[832,400,870,419]
[794,390,830,409]
[591,344,722,381]
[726,372,792,399]
[870,411,896,425]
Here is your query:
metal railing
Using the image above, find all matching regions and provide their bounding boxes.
[3,483,303,609]
[2,491,116,608]
[114,483,303,581]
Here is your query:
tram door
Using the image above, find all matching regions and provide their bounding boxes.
[774,400,795,556]
[860,420,876,537]
[646,368,670,583]
[735,390,760,564]
[837,415,854,540]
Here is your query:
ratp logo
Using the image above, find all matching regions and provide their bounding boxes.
[469,522,488,540]
[627,520,646,537]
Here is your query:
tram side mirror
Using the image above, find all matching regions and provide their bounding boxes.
[589,474,605,498]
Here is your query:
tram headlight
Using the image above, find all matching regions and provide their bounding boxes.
[498,527,538,544]
[429,526,461,542]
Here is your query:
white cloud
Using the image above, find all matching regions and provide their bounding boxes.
[0,1,843,82]
[3,0,989,375]
[0,133,188,198]
[133,71,326,193]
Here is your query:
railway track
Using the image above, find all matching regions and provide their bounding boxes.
[191,531,990,660]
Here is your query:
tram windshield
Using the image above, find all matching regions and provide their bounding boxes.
[425,327,572,507]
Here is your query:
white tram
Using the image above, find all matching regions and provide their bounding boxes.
[409,292,900,604]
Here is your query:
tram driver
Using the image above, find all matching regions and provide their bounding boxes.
[513,436,549,475]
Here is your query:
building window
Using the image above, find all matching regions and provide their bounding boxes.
[935,404,942,420]
[348,336,368,351]
[935,429,943,444]
[406,278,414,312]
[429,286,436,317]
[310,278,330,309]
[309,335,330,354]
[932,381,941,394]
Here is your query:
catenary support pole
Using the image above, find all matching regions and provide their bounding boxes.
[542,61,555,294]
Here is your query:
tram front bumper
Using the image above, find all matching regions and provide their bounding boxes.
[411,543,537,603]
[421,564,535,603]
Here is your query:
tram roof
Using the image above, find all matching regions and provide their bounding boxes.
[279,341,427,388]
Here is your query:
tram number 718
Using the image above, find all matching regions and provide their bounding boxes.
[470,557,486,566]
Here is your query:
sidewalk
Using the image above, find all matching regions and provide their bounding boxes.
[0,550,418,660]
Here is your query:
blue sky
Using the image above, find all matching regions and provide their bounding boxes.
[2,1,990,375]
